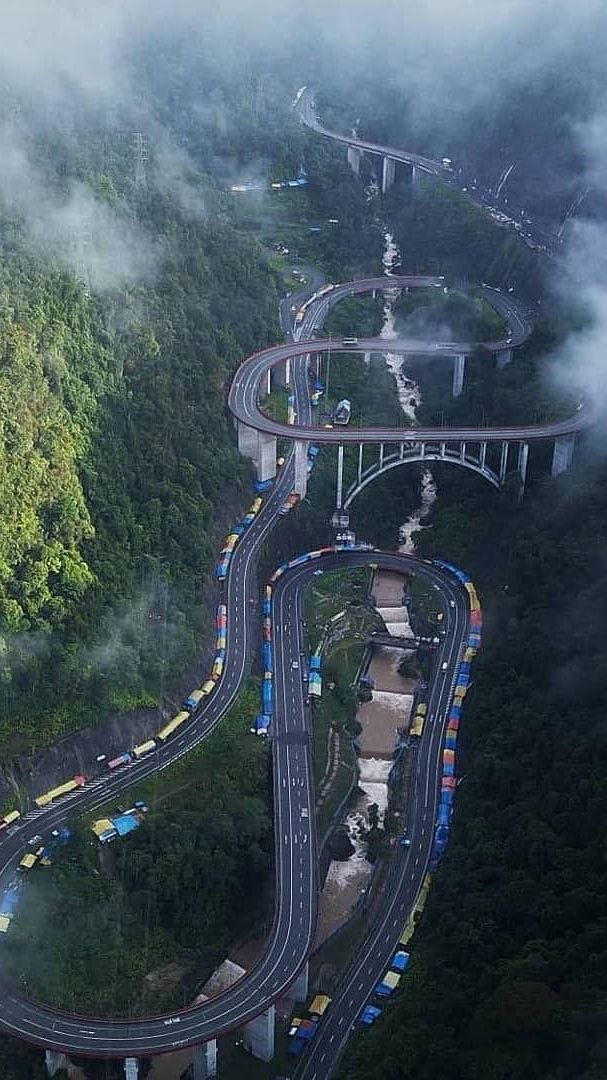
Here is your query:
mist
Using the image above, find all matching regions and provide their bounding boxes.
[1,2,607,402]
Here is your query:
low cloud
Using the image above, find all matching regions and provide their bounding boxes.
[0,124,154,290]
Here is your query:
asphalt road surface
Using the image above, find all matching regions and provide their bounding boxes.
[0,549,468,1058]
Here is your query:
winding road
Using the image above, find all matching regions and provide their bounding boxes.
[229,279,588,446]
[0,88,573,1074]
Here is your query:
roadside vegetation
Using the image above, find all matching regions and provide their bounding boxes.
[2,682,272,1016]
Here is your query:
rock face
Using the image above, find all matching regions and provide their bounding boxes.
[327,825,356,861]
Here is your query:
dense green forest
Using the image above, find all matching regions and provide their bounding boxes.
[0,199,278,754]
[0,52,384,760]
[335,201,607,1078]
[341,459,607,1080]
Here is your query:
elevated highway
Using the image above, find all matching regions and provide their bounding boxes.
[296,86,449,182]
[229,330,587,445]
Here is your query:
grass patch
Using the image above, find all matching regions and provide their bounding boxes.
[260,386,289,425]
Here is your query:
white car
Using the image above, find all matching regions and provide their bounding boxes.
[441,662,448,671]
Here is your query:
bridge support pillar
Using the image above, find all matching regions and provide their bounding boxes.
[479,442,487,470]
[497,347,514,368]
[336,444,345,509]
[517,441,529,497]
[124,1059,139,1080]
[459,442,466,463]
[257,432,277,482]
[238,421,259,462]
[411,165,419,186]
[379,443,385,469]
[364,351,371,365]
[244,1003,275,1062]
[382,155,396,195]
[440,442,446,458]
[292,960,309,1001]
[452,354,466,398]
[193,1040,218,1079]
[45,1051,70,1076]
[551,433,575,477]
[358,443,364,484]
[347,145,362,176]
[499,441,509,484]
[272,356,291,388]
[294,440,308,498]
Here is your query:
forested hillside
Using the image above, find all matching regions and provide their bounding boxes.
[0,35,387,762]
[0,198,279,755]
[341,459,607,1080]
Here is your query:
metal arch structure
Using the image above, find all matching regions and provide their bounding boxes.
[342,443,502,511]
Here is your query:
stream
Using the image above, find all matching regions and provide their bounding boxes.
[315,233,437,943]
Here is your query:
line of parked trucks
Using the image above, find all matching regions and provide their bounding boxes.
[254,544,375,735]
[429,561,483,870]
[0,596,232,835]
[215,497,263,581]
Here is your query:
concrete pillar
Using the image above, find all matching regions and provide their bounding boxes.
[497,347,514,368]
[336,444,345,509]
[551,433,575,477]
[347,145,362,176]
[257,432,277,482]
[244,1003,275,1062]
[292,960,309,1002]
[499,441,509,484]
[238,421,259,461]
[411,165,419,186]
[294,440,308,498]
[364,351,371,365]
[420,442,426,459]
[452,354,466,398]
[379,443,384,469]
[440,442,446,458]
[45,1051,70,1077]
[399,442,405,459]
[124,1060,139,1080]
[517,441,529,495]
[193,1040,218,1079]
[382,155,396,195]
[272,357,291,388]
[479,442,487,470]
[358,443,364,485]
[264,367,271,396]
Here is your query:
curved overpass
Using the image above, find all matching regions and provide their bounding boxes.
[229,330,588,445]
[288,275,532,352]
[0,551,468,1057]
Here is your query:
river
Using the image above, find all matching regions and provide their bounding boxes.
[314,233,436,944]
